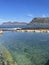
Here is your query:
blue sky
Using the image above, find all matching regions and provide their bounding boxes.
[0,0,49,24]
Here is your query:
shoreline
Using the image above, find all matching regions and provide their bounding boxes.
[15,28,49,33]
[0,28,49,33]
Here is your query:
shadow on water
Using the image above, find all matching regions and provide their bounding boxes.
[44,60,49,65]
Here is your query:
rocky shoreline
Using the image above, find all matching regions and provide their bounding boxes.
[0,28,49,33]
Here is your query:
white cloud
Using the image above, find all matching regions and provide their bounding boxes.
[0,19,3,20]
[42,14,47,17]
[27,14,33,17]
[0,19,5,24]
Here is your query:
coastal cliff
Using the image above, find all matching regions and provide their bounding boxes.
[30,17,49,24]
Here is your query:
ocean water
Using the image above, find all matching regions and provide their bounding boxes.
[0,24,49,28]
[0,31,49,65]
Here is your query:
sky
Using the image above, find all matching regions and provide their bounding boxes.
[0,0,49,24]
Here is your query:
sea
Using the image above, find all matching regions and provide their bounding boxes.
[0,24,49,65]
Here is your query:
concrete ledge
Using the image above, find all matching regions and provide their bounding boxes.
[0,28,49,33]
[0,30,3,34]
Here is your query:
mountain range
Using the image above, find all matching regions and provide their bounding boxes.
[2,17,49,25]
[2,21,27,25]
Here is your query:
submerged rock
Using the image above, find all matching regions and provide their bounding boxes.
[44,60,49,65]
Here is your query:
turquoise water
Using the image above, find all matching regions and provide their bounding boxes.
[0,32,49,65]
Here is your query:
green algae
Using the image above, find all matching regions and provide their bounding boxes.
[0,43,17,65]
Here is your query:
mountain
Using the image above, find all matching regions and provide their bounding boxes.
[30,17,49,24]
[2,21,27,25]
[2,18,49,25]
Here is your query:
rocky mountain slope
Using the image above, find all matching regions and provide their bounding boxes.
[30,17,49,24]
